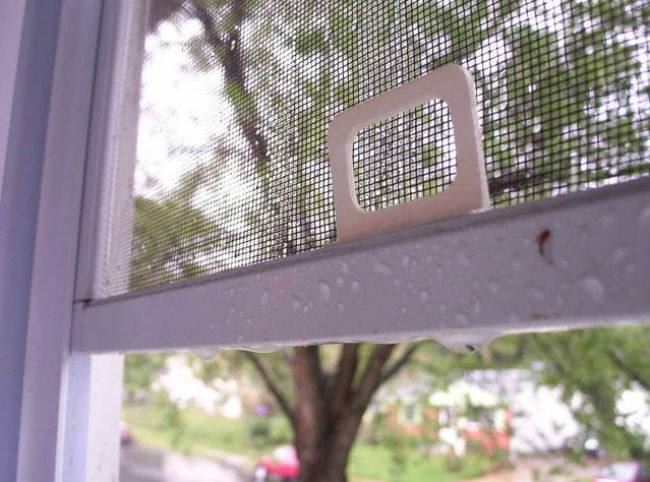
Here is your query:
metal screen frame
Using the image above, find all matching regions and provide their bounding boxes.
[3,0,649,480]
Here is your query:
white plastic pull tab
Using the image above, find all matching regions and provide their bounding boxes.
[328,64,490,242]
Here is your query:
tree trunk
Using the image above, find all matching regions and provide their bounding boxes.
[247,344,422,481]
[295,410,363,482]
[291,344,399,482]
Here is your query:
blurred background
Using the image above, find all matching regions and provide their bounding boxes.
[119,325,650,482]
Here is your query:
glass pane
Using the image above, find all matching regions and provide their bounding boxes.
[103,0,650,296]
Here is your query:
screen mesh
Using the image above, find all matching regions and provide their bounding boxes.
[353,99,456,212]
[106,0,650,295]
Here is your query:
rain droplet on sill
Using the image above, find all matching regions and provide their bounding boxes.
[351,281,360,292]
[402,256,411,269]
[455,313,469,325]
[578,277,605,303]
[599,213,615,227]
[639,207,650,228]
[260,292,269,305]
[420,291,429,303]
[456,251,471,267]
[292,299,301,311]
[624,263,637,275]
[372,259,392,276]
[527,288,545,301]
[319,282,331,301]
[336,277,344,287]
[612,247,628,265]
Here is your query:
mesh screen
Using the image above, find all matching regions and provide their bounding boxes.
[353,99,456,211]
[108,0,650,295]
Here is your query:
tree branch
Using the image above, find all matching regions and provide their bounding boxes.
[379,342,422,386]
[329,344,360,414]
[352,344,395,411]
[243,352,294,422]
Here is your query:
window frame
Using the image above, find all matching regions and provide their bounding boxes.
[4,0,649,480]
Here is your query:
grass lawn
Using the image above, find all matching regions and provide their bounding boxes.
[349,445,488,482]
[123,403,488,482]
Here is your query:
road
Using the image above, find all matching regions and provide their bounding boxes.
[120,443,249,482]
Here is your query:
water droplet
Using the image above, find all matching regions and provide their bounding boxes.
[624,263,637,275]
[420,291,429,303]
[612,247,628,265]
[471,300,482,315]
[488,281,499,293]
[337,303,345,312]
[402,256,410,268]
[351,281,360,292]
[639,207,650,228]
[456,251,471,267]
[319,282,331,301]
[401,307,408,315]
[440,304,447,313]
[260,292,269,305]
[527,288,544,301]
[341,261,350,275]
[455,313,469,325]
[425,255,433,264]
[578,277,605,303]
[336,277,344,287]
[600,213,615,227]
[372,259,392,276]
[513,258,522,271]
[292,299,301,311]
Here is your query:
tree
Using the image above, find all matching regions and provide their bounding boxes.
[412,326,650,460]
[127,0,649,480]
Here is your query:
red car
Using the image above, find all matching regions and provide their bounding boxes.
[253,445,299,482]
[594,462,650,482]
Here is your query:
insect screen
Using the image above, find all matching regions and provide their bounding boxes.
[102,0,650,296]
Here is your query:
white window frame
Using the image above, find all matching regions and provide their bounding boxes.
[1,0,648,480]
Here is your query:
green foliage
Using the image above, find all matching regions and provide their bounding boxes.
[124,353,169,397]
[528,325,650,459]
[415,326,650,460]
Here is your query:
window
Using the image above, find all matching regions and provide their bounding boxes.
[5,0,648,480]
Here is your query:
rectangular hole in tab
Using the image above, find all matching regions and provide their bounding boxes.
[352,99,456,212]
